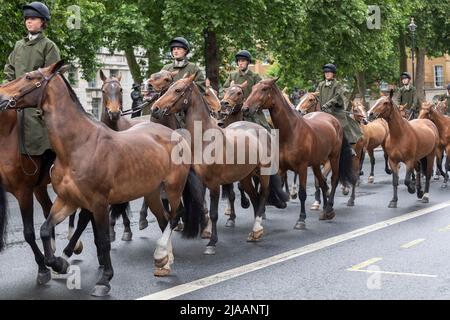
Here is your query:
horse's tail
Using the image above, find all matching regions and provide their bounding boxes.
[182,168,205,239]
[109,202,131,221]
[339,135,357,186]
[0,181,8,252]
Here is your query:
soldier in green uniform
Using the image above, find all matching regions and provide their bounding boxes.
[4,2,60,156]
[438,84,450,115]
[397,72,419,119]
[318,64,362,155]
[223,50,271,131]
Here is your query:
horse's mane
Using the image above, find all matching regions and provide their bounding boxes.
[58,73,90,115]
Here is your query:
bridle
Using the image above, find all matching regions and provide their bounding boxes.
[221,85,245,118]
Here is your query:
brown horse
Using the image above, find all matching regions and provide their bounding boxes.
[351,100,391,183]
[243,79,355,228]
[296,92,363,208]
[0,91,83,285]
[152,74,272,255]
[0,60,203,296]
[418,101,450,187]
[368,91,439,207]
[436,99,447,115]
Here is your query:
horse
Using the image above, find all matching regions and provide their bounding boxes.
[418,101,450,187]
[436,99,447,115]
[368,91,439,207]
[0,84,82,285]
[351,100,391,183]
[296,92,363,208]
[0,179,7,252]
[152,74,272,255]
[0,60,204,296]
[243,78,355,229]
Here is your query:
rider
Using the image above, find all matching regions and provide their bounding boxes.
[397,72,419,119]
[3,2,60,158]
[291,87,302,106]
[318,63,362,155]
[130,83,143,118]
[438,83,450,115]
[223,50,288,209]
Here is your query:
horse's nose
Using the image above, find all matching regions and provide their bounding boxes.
[220,100,229,111]
[363,118,369,125]
[367,112,374,121]
[109,111,120,121]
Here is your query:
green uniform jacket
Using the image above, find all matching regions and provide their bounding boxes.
[4,33,60,155]
[162,59,206,93]
[223,69,270,131]
[317,79,362,144]
[397,85,419,114]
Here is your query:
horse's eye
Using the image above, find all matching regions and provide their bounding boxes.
[237,91,242,95]
[26,75,32,80]
[165,79,170,82]
[175,88,182,93]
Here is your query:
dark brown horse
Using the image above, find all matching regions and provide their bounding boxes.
[243,79,355,228]
[368,91,439,207]
[0,60,203,296]
[152,74,272,255]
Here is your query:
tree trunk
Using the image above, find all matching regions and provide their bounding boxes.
[204,28,219,92]
[398,29,408,74]
[356,71,367,107]
[415,47,426,104]
[124,46,143,84]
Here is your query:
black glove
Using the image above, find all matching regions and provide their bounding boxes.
[321,104,330,112]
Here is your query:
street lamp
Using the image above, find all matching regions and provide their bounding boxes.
[408,17,417,85]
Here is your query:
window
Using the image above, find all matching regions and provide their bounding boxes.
[91,98,101,119]
[434,65,444,88]
[88,77,97,88]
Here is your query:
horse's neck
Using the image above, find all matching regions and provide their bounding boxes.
[101,108,119,131]
[223,111,243,127]
[43,78,99,162]
[185,88,217,135]
[385,105,409,138]
[0,110,17,137]
[269,89,304,140]
[430,110,447,132]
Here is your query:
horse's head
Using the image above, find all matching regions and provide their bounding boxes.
[398,104,409,119]
[436,99,447,115]
[352,100,368,125]
[242,77,279,116]
[100,70,123,121]
[296,92,319,115]
[368,89,395,121]
[418,101,434,120]
[0,60,69,112]
[220,80,248,116]
[203,78,221,113]
[151,74,195,119]
[148,70,177,92]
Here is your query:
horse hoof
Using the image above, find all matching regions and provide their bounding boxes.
[37,269,51,285]
[342,188,349,196]
[201,230,211,239]
[73,241,83,255]
[434,175,440,181]
[154,255,169,269]
[417,190,424,199]
[154,267,171,277]
[421,196,429,203]
[204,246,216,255]
[54,257,70,274]
[310,204,320,211]
[91,284,111,297]
[224,208,231,216]
[121,232,132,241]
[294,221,306,230]
[368,176,374,184]
[385,169,392,175]
[173,223,184,232]
[241,197,250,209]
[225,219,235,228]
[109,231,116,243]
[347,199,355,207]
[247,229,263,242]
[388,201,397,208]
[319,210,335,221]
[139,219,148,230]
[360,170,364,176]
[407,186,415,194]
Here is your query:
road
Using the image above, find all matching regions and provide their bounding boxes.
[1,150,450,300]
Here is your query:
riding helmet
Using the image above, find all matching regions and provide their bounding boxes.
[169,37,190,53]
[235,50,253,63]
[400,72,411,80]
[23,2,51,21]
[323,63,337,74]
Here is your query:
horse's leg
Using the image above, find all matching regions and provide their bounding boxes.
[347,144,363,207]
[444,145,450,187]
[62,209,91,259]
[404,161,416,194]
[247,174,269,242]
[436,146,447,187]
[223,184,232,216]
[109,209,117,242]
[121,205,132,241]
[238,182,250,209]
[204,186,220,255]
[290,172,298,200]
[383,146,392,175]
[321,157,338,220]
[310,176,321,211]
[224,184,236,227]
[313,165,329,209]
[368,148,376,183]
[68,214,75,241]
[294,166,309,229]
[139,199,149,230]
[359,148,366,176]
[33,185,56,253]
[388,159,399,208]
[238,175,263,240]
[421,153,435,203]
[17,188,50,285]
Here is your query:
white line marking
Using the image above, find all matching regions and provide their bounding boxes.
[348,258,382,271]
[401,238,426,249]
[137,200,450,300]
[349,269,437,278]
[438,224,450,232]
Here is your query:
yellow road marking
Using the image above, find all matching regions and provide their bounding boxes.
[400,238,426,249]
[349,269,437,278]
[347,258,382,271]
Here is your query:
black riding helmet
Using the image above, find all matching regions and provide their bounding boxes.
[235,50,252,63]
[169,37,190,54]
[400,72,411,80]
[23,1,51,21]
[323,63,337,74]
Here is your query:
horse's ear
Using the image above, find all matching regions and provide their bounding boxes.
[282,87,288,94]
[170,70,179,78]
[272,76,280,83]
[117,72,122,82]
[100,70,107,82]
[312,92,319,96]
[230,80,235,86]
[205,78,211,89]
[49,60,65,75]
[58,64,71,75]
[187,73,196,83]
[240,80,248,89]
[389,89,394,101]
